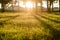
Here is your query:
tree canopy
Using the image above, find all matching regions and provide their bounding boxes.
[0,0,12,4]
[48,0,55,2]
[0,0,12,12]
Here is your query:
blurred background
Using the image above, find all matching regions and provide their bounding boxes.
[0,0,60,12]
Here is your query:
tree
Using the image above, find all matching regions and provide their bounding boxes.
[0,0,12,12]
[59,0,60,12]
[47,0,55,12]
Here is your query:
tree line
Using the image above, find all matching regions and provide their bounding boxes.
[0,0,60,12]
[0,0,12,12]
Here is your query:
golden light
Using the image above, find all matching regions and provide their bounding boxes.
[25,1,33,8]
[0,4,1,8]
[15,1,34,8]
[37,3,41,6]
[19,1,25,8]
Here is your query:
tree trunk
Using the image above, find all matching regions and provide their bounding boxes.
[52,2,53,12]
[47,0,51,12]
[41,0,42,12]
[35,0,37,14]
[47,0,50,12]
[47,0,48,12]
[1,3,5,12]
[59,0,60,12]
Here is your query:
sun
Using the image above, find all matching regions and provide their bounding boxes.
[25,1,33,8]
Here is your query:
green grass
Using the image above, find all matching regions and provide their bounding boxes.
[34,12,60,40]
[0,12,60,40]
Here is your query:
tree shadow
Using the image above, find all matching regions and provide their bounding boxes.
[0,15,19,27]
[34,15,60,40]
[40,15,60,23]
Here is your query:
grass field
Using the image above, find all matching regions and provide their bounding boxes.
[0,12,60,40]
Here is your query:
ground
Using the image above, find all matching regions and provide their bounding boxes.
[0,12,60,40]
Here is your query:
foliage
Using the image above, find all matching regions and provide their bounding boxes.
[0,0,12,12]
[0,0,12,4]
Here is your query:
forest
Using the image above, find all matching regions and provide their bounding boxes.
[0,0,60,40]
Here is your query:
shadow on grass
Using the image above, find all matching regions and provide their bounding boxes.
[34,15,60,40]
[0,15,19,27]
[40,15,60,23]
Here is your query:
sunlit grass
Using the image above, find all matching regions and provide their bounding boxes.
[0,12,60,40]
[35,12,60,30]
